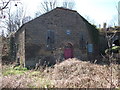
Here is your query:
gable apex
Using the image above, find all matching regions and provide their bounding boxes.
[55,7,77,13]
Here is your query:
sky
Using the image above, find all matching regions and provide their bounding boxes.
[0,0,120,35]
[76,0,120,27]
[21,0,120,27]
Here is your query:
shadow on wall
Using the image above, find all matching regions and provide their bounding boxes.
[39,56,56,66]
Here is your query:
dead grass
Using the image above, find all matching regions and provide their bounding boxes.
[42,58,119,88]
[1,58,119,88]
[2,66,53,88]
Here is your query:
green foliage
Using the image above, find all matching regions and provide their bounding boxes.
[116,88,120,90]
[112,46,120,50]
[14,66,28,71]
[2,65,54,88]
[2,66,28,76]
[105,46,120,54]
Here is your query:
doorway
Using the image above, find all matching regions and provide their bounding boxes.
[64,42,73,59]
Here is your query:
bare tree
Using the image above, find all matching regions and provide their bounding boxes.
[0,0,21,18]
[84,15,96,25]
[0,4,27,35]
[0,0,10,10]
[62,0,75,9]
[22,16,32,24]
[35,0,57,17]
[41,0,57,12]
[14,5,25,29]
[35,0,75,17]
[0,0,10,19]
[0,9,17,34]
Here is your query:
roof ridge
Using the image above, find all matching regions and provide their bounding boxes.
[55,7,77,13]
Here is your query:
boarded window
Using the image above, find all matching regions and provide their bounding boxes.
[46,30,55,50]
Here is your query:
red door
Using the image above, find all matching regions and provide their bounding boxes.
[64,43,73,59]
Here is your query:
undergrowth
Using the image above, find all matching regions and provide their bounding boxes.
[2,58,119,88]
[2,66,28,76]
[2,65,53,88]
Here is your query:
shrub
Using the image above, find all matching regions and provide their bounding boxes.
[105,46,120,54]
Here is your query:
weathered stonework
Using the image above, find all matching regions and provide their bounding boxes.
[14,7,99,68]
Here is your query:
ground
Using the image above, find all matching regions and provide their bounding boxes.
[1,58,119,88]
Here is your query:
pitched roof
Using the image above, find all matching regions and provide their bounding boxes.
[55,7,77,13]
[15,7,78,32]
[15,7,93,36]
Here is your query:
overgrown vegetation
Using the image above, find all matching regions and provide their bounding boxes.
[105,46,120,54]
[2,65,53,88]
[2,66,28,76]
[2,58,119,88]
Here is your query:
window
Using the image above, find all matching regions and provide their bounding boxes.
[46,30,55,50]
[66,30,71,35]
[87,44,93,53]
[79,32,86,49]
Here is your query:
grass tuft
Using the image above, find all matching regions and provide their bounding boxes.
[2,66,28,76]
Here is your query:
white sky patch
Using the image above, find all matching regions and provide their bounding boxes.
[21,0,75,17]
[16,0,120,26]
[0,0,120,35]
[20,0,41,16]
[75,0,119,26]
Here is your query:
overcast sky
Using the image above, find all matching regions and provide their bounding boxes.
[20,0,119,27]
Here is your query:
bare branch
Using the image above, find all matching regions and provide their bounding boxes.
[0,0,10,10]
[109,31,117,40]
[45,2,49,12]
[35,0,75,17]
[53,0,56,9]
[41,2,48,12]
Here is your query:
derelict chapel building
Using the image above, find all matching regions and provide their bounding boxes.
[14,7,99,68]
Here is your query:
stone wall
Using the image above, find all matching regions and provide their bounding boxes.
[16,8,99,67]
[24,8,93,67]
[15,28,25,66]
